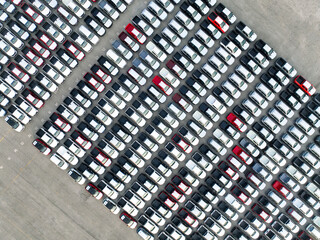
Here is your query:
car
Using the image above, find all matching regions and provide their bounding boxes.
[0,28,23,50]
[178,208,199,228]
[274,100,294,118]
[292,198,313,218]
[248,48,269,68]
[227,155,246,173]
[179,127,199,146]
[175,10,195,32]
[238,219,259,239]
[85,183,103,200]
[119,212,137,229]
[261,116,281,134]
[294,75,316,96]
[218,161,239,180]
[171,134,192,154]
[151,199,172,219]
[141,9,161,29]
[221,37,242,58]
[227,113,247,132]
[70,131,92,150]
[259,155,279,174]
[292,157,314,178]
[252,122,274,142]
[207,11,229,33]
[193,111,213,129]
[280,91,301,110]
[213,129,233,148]
[277,213,299,234]
[165,224,185,240]
[32,137,53,155]
[275,57,297,77]
[300,190,320,211]
[186,77,207,98]
[36,22,62,43]
[98,0,120,20]
[158,191,179,211]
[215,2,236,24]
[240,138,260,158]
[240,55,261,75]
[247,129,267,149]
[287,207,307,226]
[166,142,186,161]
[282,133,301,152]
[235,21,257,42]
[251,204,273,223]
[228,30,249,51]
[20,3,43,24]
[185,159,206,179]
[232,186,252,205]
[63,40,85,61]
[273,139,294,159]
[253,38,277,60]
[233,106,254,125]
[144,125,165,145]
[272,180,293,200]
[238,178,259,198]
[118,197,139,217]
[148,1,167,20]
[28,80,51,101]
[125,23,146,45]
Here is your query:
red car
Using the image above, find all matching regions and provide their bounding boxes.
[172,93,193,113]
[11,0,22,5]
[152,76,173,95]
[227,112,247,132]
[63,40,85,61]
[119,212,137,229]
[251,204,273,223]
[22,47,44,67]
[298,231,312,240]
[171,134,192,153]
[165,183,186,203]
[158,191,179,211]
[125,23,147,44]
[178,208,199,228]
[119,32,139,52]
[231,186,252,206]
[207,12,229,33]
[85,183,103,200]
[91,64,112,84]
[232,145,253,165]
[272,180,293,200]
[171,176,192,195]
[32,138,51,155]
[36,31,58,50]
[294,75,316,96]
[166,60,187,79]
[84,73,105,92]
[70,130,92,150]
[49,113,72,132]
[218,161,239,180]
[28,39,50,59]
[21,89,44,109]
[91,147,111,166]
[21,3,44,24]
[7,62,30,83]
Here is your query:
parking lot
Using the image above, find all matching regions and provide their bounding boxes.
[1,0,320,240]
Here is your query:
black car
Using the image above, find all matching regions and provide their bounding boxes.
[314,93,320,105]
[185,77,206,96]
[299,190,320,210]
[215,3,233,24]
[255,39,276,59]
[287,83,308,102]
[260,73,281,92]
[240,55,260,74]
[200,19,220,38]
[192,69,213,88]
[228,30,248,50]
[307,101,320,117]
[173,52,193,72]
[199,144,218,161]
[180,2,200,21]
[300,108,320,127]
[267,66,289,85]
[280,91,301,110]
[152,34,173,54]
[253,122,274,142]
[91,7,112,28]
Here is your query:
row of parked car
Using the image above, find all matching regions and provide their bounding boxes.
[0,0,135,130]
[28,0,320,239]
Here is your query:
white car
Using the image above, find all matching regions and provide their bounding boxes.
[275,100,294,118]
[193,111,213,130]
[208,138,227,156]
[49,154,69,170]
[259,155,279,174]
[292,198,313,218]
[79,25,99,45]
[162,27,181,47]
[159,68,180,87]
[206,95,226,114]
[141,9,160,29]
[148,1,167,20]
[225,194,245,213]
[106,49,126,68]
[118,197,139,216]
[295,117,315,136]
[247,130,267,149]
[146,42,167,62]
[57,146,79,165]
[8,105,31,125]
[0,80,17,99]
[235,64,255,82]
[213,129,233,148]
[62,0,85,18]
[282,133,301,152]
[98,0,119,20]
[208,55,227,73]
[186,160,206,179]
[0,38,17,57]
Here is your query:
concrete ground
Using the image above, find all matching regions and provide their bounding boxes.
[0,0,319,240]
